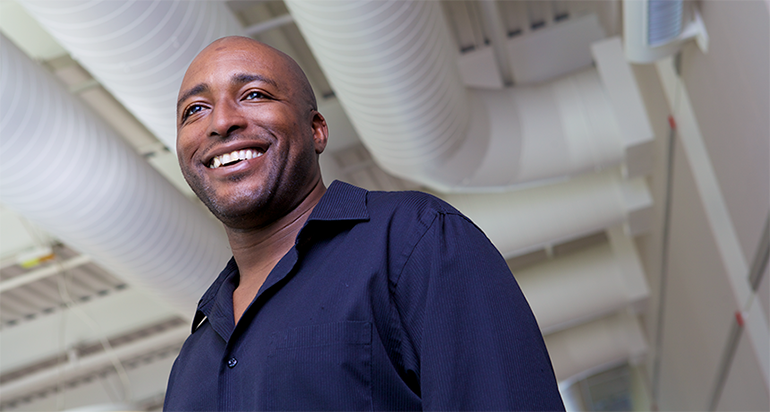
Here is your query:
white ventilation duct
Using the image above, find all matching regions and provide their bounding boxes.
[0,35,231,315]
[19,0,653,194]
[443,170,652,257]
[285,0,476,191]
[544,310,648,383]
[514,227,649,335]
[17,0,244,152]
[285,0,651,193]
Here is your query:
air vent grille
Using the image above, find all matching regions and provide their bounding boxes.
[647,0,683,46]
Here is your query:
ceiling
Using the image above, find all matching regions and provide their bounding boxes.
[0,1,660,410]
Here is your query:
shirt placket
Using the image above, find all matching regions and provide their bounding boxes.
[216,244,304,411]
[218,342,240,411]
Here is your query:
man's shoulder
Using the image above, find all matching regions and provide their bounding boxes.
[367,187,458,215]
[324,180,475,236]
[325,180,459,214]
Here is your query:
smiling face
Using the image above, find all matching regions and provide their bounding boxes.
[176,37,327,230]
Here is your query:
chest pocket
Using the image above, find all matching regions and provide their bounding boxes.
[266,321,372,411]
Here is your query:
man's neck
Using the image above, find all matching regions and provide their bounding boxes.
[225,179,327,292]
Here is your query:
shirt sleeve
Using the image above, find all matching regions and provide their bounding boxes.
[393,211,565,411]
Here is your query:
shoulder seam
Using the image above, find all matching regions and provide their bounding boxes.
[391,209,441,287]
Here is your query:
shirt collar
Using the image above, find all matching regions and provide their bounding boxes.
[306,180,369,223]
[191,180,369,332]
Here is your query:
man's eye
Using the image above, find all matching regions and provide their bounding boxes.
[246,91,266,100]
[184,104,203,119]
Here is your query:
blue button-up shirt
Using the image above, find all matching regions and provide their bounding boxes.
[164,181,564,411]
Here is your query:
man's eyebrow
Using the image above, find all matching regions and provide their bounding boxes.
[177,83,209,115]
[232,73,278,89]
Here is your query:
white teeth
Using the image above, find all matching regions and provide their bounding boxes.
[209,148,264,168]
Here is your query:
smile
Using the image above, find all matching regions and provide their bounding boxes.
[209,149,264,169]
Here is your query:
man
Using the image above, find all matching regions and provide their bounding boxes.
[164,36,564,411]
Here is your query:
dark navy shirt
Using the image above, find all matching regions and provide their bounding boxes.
[164,181,564,411]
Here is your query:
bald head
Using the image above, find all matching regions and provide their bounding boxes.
[178,36,317,118]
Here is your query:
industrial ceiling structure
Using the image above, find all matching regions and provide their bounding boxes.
[0,1,767,411]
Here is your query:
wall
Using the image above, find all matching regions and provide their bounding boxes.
[633,0,769,410]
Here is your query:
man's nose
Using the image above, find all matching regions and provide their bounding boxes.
[208,100,246,138]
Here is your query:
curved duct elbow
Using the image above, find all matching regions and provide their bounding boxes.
[18,0,244,152]
[0,35,231,315]
[287,1,647,193]
[285,0,485,189]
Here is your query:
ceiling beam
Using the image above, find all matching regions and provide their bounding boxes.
[0,255,90,294]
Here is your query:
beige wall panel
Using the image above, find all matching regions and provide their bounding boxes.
[680,0,770,263]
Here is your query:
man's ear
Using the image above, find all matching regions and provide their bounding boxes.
[311,111,329,154]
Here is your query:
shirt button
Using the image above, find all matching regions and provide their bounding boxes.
[227,357,237,368]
